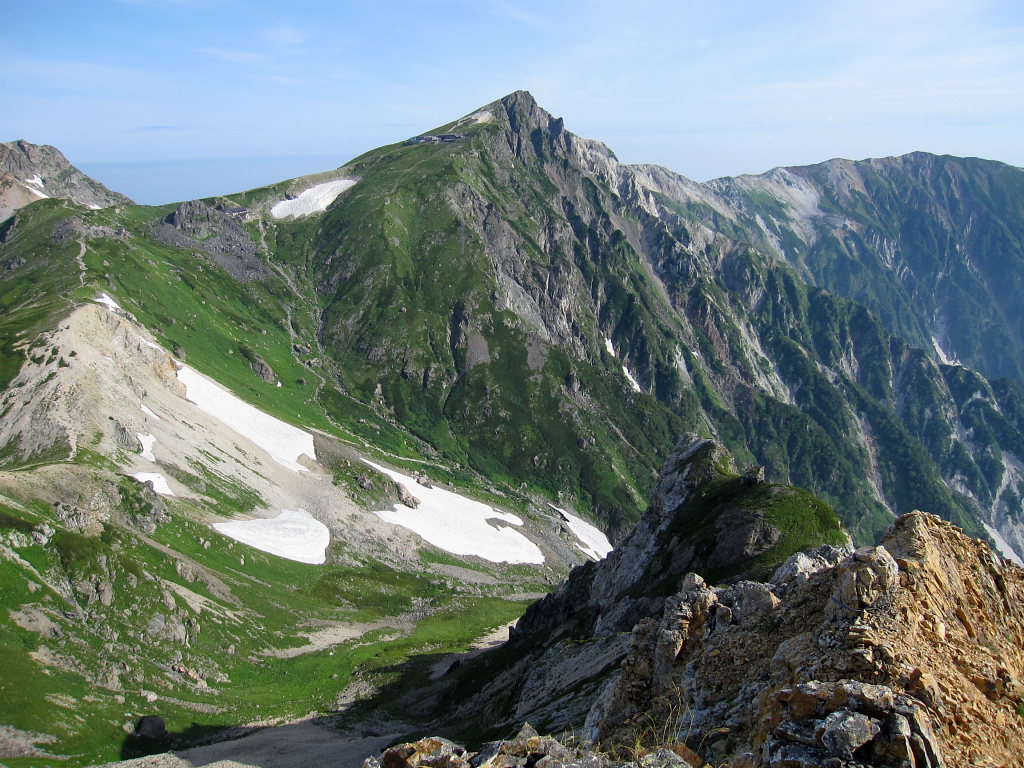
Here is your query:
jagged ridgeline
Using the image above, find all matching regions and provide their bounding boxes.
[278,91,1024,549]
[2,91,1024,552]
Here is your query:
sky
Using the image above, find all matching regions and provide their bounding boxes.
[2,0,1022,204]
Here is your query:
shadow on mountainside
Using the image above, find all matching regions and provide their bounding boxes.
[115,715,410,768]
[120,720,237,760]
[108,644,502,767]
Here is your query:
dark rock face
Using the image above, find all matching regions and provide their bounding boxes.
[765,681,941,767]
[709,508,781,569]
[151,200,269,281]
[513,435,731,642]
[445,436,846,740]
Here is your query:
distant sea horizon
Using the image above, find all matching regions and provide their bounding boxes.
[78,153,356,206]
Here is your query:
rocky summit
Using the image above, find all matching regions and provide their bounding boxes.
[1,91,1024,766]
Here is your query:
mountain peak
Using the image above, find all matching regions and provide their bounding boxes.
[495,88,541,110]
[0,139,133,221]
[488,89,557,133]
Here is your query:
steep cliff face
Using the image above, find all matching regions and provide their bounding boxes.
[635,152,1024,560]
[255,91,1023,554]
[0,140,132,222]
[429,435,848,737]
[581,510,1024,766]
[719,155,1024,388]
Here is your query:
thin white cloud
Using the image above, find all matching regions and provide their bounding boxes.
[265,26,306,46]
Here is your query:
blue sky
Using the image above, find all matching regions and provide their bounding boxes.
[2,0,1022,203]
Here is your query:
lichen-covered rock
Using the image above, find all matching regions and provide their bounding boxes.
[368,727,623,768]
[379,736,470,768]
[765,681,941,767]
[580,512,1024,767]
[826,547,899,622]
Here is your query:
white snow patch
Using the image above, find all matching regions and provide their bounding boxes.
[95,293,121,312]
[213,509,330,565]
[550,505,613,560]
[137,433,157,462]
[622,365,642,393]
[176,364,316,472]
[931,336,960,366]
[364,460,544,564]
[130,472,175,496]
[24,176,48,197]
[983,523,1024,567]
[270,179,356,219]
[135,334,162,351]
[469,109,494,124]
[604,337,616,357]
[140,403,160,421]
[88,204,101,210]
[674,348,692,384]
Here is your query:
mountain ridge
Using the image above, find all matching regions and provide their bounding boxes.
[0,139,133,223]
[1,90,1024,764]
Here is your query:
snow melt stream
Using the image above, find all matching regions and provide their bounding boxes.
[176,365,316,472]
[214,509,330,565]
[364,460,544,564]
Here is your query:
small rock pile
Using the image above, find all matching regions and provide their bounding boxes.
[363,724,705,768]
[765,681,943,767]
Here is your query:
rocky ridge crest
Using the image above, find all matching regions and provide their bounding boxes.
[368,492,1024,766]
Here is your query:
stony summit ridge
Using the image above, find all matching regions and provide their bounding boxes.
[0,91,1023,766]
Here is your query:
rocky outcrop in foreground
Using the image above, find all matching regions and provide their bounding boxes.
[369,511,1024,767]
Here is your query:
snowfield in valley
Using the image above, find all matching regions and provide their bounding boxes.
[550,505,613,560]
[213,509,330,565]
[176,364,316,472]
[364,460,545,564]
[270,179,356,219]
